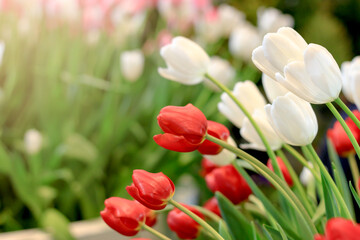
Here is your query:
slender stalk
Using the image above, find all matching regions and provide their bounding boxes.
[283,144,320,182]
[206,134,317,236]
[334,98,360,129]
[348,154,360,194]
[306,144,353,220]
[326,102,360,160]
[142,224,171,240]
[168,199,224,240]
[204,73,284,181]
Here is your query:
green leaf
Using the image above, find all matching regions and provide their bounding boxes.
[263,225,295,240]
[321,172,340,219]
[219,220,233,240]
[349,182,360,208]
[216,192,253,240]
[41,209,75,240]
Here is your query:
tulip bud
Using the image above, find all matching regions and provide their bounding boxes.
[126,170,175,210]
[314,217,360,240]
[229,23,261,61]
[202,136,237,166]
[100,197,145,236]
[205,56,235,91]
[240,108,283,151]
[137,202,157,227]
[218,81,267,128]
[203,197,221,217]
[200,158,220,177]
[265,93,318,146]
[267,157,293,187]
[300,163,314,186]
[167,203,204,239]
[262,73,289,103]
[341,56,360,104]
[257,7,294,36]
[197,120,229,155]
[120,50,144,82]
[154,104,207,152]
[205,165,252,204]
[252,27,342,104]
[217,4,245,36]
[158,36,210,85]
[24,129,43,155]
[327,116,360,157]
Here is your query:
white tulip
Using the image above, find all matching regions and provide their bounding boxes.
[205,56,235,91]
[252,27,342,104]
[265,93,318,146]
[229,23,261,61]
[341,56,360,104]
[203,137,237,166]
[218,81,267,128]
[24,129,43,155]
[158,36,210,85]
[262,73,289,103]
[217,4,245,36]
[353,79,360,110]
[257,7,294,36]
[300,163,314,186]
[240,108,283,151]
[120,50,144,82]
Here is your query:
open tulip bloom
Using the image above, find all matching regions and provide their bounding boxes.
[101,20,360,240]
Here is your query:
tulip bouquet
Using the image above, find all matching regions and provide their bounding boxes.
[101,27,360,240]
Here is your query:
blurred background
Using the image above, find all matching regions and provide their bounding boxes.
[0,0,359,239]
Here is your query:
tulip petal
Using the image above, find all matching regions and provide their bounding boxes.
[252,46,279,79]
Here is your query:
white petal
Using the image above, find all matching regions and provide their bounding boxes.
[262,73,289,103]
[252,46,278,79]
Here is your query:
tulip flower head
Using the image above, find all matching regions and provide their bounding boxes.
[205,165,252,204]
[265,93,318,146]
[314,217,360,240]
[267,157,293,187]
[218,81,267,128]
[137,202,157,227]
[257,7,294,36]
[197,120,229,155]
[252,27,342,104]
[203,197,221,217]
[262,73,289,103]
[120,50,144,82]
[167,203,204,239]
[100,197,145,236]
[158,36,210,85]
[199,158,220,176]
[126,170,175,210]
[341,56,360,104]
[154,104,207,152]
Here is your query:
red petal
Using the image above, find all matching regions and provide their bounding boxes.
[153,133,200,152]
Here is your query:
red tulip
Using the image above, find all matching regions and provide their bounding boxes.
[267,157,294,187]
[136,201,157,227]
[198,120,230,155]
[126,170,175,210]
[199,158,220,177]
[205,165,252,204]
[100,197,145,236]
[327,116,360,157]
[203,197,221,217]
[167,203,204,239]
[153,104,208,152]
[313,217,360,240]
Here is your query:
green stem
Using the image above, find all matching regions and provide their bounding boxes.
[204,73,284,181]
[206,134,317,236]
[283,144,321,182]
[306,144,353,220]
[334,98,360,129]
[326,102,360,160]
[168,199,224,240]
[348,154,360,194]
[142,224,171,240]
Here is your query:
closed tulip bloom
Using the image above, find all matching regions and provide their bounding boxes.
[267,157,293,187]
[257,7,294,36]
[205,165,252,204]
[265,93,318,146]
[200,158,220,176]
[24,129,43,155]
[240,108,283,151]
[327,118,360,157]
[341,56,360,103]
[203,136,237,166]
[137,203,157,227]
[167,203,204,239]
[100,197,145,236]
[205,56,235,91]
[158,36,210,85]
[218,81,267,128]
[154,104,207,152]
[300,163,314,186]
[314,217,360,240]
[203,197,221,217]
[197,120,230,155]
[229,23,261,61]
[252,27,342,104]
[126,170,175,210]
[262,73,289,103]
[120,50,144,82]
[217,4,245,36]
